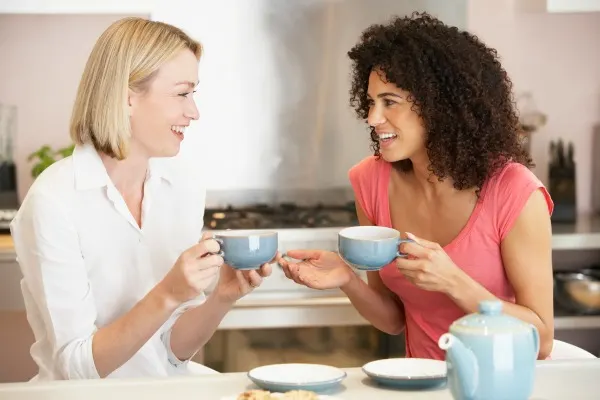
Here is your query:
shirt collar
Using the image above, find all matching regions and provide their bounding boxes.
[72,143,176,191]
[148,157,177,185]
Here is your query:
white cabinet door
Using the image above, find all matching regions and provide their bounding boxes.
[0,0,156,14]
[0,257,23,311]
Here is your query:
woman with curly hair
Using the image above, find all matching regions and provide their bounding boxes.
[278,12,554,360]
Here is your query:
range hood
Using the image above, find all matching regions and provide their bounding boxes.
[517,0,600,13]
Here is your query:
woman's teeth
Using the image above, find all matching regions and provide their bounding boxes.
[378,133,397,141]
[171,125,186,134]
[171,125,186,140]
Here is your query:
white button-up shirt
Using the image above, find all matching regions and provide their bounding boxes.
[10,144,207,380]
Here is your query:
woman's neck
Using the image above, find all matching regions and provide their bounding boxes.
[100,147,149,195]
[406,152,457,199]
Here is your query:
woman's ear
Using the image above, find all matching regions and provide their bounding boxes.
[127,88,136,117]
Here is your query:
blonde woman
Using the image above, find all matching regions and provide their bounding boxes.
[10,17,271,380]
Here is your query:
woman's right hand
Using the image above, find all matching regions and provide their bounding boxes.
[158,233,223,306]
[277,250,354,290]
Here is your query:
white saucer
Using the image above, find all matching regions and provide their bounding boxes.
[362,358,447,389]
[247,363,346,393]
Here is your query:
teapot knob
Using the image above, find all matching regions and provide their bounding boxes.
[479,300,502,315]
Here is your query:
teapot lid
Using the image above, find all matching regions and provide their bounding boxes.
[450,300,531,334]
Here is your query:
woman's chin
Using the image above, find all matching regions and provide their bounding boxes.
[379,149,407,163]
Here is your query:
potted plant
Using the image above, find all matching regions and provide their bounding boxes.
[27,144,75,178]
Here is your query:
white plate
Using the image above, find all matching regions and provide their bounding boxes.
[247,363,346,392]
[362,358,447,389]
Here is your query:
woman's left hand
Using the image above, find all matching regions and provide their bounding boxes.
[395,232,465,294]
[213,257,275,303]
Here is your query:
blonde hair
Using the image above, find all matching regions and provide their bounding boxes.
[70,17,202,159]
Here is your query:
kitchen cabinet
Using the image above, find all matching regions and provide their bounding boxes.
[0,0,155,14]
[0,257,24,311]
[0,257,35,382]
[517,0,600,13]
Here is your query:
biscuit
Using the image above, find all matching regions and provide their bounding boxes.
[237,389,275,400]
[281,390,319,400]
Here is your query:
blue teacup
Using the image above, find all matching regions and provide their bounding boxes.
[338,226,414,271]
[213,230,278,270]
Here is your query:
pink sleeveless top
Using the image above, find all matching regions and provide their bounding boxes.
[348,156,554,360]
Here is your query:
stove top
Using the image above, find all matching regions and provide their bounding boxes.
[204,202,359,230]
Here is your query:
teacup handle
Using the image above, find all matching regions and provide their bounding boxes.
[211,235,225,257]
[396,238,416,258]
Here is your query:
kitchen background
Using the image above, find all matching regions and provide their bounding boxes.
[0,0,599,383]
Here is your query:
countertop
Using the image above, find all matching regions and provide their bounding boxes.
[0,234,13,250]
[0,359,598,399]
[551,214,600,250]
[3,214,600,253]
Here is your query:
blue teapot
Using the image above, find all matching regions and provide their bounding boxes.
[438,300,539,400]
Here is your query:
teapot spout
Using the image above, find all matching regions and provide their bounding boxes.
[439,333,478,398]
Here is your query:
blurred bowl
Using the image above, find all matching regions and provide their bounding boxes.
[554,269,600,314]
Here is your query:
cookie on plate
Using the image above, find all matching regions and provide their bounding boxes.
[281,390,319,400]
[236,389,275,400]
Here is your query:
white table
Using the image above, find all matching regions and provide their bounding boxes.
[0,359,599,400]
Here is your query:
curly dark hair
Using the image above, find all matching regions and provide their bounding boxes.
[348,12,532,192]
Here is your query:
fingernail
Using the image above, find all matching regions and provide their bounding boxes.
[406,232,416,239]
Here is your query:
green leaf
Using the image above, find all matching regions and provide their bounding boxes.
[56,144,75,158]
[29,143,75,179]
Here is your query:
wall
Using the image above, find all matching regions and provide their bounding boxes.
[0,14,147,201]
[0,3,599,210]
[152,0,468,192]
[467,0,600,214]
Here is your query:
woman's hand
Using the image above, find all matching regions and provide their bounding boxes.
[395,232,466,294]
[277,250,355,290]
[213,260,273,303]
[157,233,224,307]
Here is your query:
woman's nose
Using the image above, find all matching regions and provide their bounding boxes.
[367,105,385,127]
[185,98,200,121]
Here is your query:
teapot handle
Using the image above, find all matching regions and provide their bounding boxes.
[531,324,540,359]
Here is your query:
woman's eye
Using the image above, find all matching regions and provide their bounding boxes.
[384,99,397,107]
[179,90,197,98]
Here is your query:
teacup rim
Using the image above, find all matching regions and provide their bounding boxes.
[339,226,400,241]
[213,229,278,238]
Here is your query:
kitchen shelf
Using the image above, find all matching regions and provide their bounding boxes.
[552,215,600,250]
[555,311,600,330]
